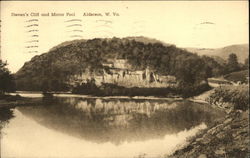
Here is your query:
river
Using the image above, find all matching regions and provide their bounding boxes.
[0,94,224,158]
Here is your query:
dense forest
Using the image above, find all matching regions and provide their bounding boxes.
[15,37,243,95]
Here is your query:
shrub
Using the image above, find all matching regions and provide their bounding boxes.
[207,85,249,111]
[72,81,101,95]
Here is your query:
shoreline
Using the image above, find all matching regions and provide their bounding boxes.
[168,104,249,158]
[1,88,213,109]
[168,110,249,158]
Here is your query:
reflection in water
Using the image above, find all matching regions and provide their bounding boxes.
[1,97,224,158]
[17,98,222,144]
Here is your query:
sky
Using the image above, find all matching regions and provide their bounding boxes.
[0,1,249,73]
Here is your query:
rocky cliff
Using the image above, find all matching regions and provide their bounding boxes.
[15,37,218,92]
[68,59,177,88]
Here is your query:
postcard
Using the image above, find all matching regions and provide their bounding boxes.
[0,1,249,158]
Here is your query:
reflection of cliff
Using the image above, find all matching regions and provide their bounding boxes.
[68,59,176,88]
[17,97,223,145]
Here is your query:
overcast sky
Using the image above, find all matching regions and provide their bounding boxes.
[1,1,248,73]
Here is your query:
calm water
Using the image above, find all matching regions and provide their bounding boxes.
[0,96,224,158]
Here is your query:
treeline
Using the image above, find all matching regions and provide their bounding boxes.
[15,37,244,93]
[72,80,211,98]
[202,53,249,77]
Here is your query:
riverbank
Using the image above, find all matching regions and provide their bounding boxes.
[0,94,40,108]
[168,85,249,158]
[1,85,215,109]
[168,110,249,158]
[7,90,214,105]
[188,89,215,104]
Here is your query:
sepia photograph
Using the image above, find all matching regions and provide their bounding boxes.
[0,1,249,158]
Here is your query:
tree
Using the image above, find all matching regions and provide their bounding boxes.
[244,57,249,69]
[0,60,16,94]
[226,53,240,73]
[175,55,208,85]
[201,55,226,77]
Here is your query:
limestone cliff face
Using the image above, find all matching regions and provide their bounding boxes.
[68,59,176,88]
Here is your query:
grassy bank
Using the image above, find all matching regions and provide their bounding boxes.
[168,84,249,158]
[169,110,249,158]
